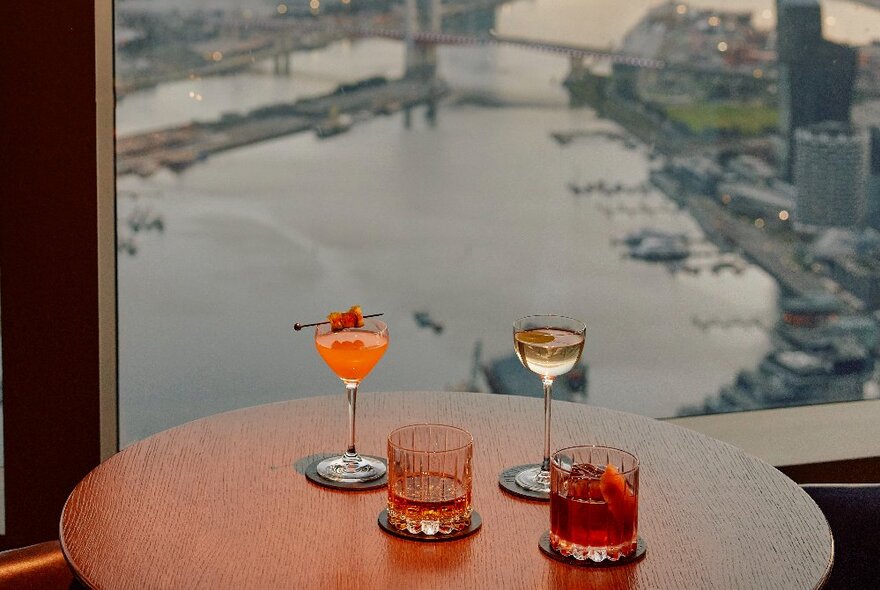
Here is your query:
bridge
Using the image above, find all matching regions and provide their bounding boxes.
[114,0,777,176]
[246,19,774,83]
[341,28,667,69]
[239,19,667,73]
[212,0,667,74]
[127,0,777,93]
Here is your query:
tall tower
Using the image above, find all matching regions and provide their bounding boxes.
[868,126,880,231]
[793,122,869,232]
[405,0,441,79]
[776,0,857,180]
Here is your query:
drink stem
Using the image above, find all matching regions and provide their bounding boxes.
[344,381,361,458]
[541,376,554,475]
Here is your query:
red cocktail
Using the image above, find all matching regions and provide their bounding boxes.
[550,446,639,562]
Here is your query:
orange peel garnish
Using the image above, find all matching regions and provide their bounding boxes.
[600,463,636,522]
[328,306,365,331]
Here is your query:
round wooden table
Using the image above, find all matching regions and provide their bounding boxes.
[60,392,833,589]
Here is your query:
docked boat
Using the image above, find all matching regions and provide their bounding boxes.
[681,337,875,415]
[620,227,687,247]
[314,112,352,139]
[413,311,444,334]
[630,236,690,261]
[483,354,589,403]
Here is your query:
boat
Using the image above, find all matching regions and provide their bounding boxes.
[414,311,444,334]
[620,227,688,247]
[683,336,875,415]
[483,354,588,403]
[630,236,690,261]
[375,99,402,115]
[550,132,574,145]
[314,108,353,139]
[314,114,352,138]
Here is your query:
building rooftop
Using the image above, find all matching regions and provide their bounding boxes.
[797,121,860,138]
[781,293,846,315]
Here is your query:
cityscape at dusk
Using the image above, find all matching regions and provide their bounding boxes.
[110,0,880,443]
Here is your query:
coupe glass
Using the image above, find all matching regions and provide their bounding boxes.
[314,317,389,483]
[510,314,586,494]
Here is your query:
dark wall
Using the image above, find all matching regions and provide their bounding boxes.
[0,3,103,548]
[780,456,880,484]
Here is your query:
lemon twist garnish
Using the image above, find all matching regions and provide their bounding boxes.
[516,331,555,344]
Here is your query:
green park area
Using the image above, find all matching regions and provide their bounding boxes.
[664,103,778,136]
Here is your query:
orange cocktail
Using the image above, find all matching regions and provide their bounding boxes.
[312,315,389,484]
[315,330,388,383]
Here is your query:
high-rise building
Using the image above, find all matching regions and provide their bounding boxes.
[793,122,869,232]
[776,0,858,180]
[868,126,880,231]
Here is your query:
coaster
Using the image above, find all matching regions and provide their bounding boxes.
[498,465,550,501]
[293,453,335,474]
[303,455,388,491]
[538,531,647,567]
[378,509,482,542]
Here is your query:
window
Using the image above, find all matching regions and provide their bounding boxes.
[112,0,880,448]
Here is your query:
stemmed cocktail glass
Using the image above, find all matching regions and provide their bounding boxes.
[313,317,389,483]
[504,314,586,496]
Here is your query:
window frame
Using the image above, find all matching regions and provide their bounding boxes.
[669,399,880,468]
[0,0,117,549]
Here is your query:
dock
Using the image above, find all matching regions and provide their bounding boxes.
[649,170,834,299]
[117,77,449,177]
[686,197,829,297]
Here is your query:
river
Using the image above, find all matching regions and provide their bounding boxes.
[116,0,880,444]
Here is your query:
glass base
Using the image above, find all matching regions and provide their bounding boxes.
[316,453,387,483]
[515,465,551,493]
[539,531,647,567]
[550,532,638,562]
[379,509,483,542]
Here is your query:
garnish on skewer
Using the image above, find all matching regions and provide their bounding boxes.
[328,305,364,331]
[293,307,382,331]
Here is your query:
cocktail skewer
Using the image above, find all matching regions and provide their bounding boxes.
[293,313,384,331]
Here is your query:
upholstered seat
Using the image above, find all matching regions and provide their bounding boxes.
[802,484,880,589]
[0,540,82,589]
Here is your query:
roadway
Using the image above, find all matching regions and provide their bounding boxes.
[685,194,832,298]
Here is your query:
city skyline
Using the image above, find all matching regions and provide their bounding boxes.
[111,0,880,442]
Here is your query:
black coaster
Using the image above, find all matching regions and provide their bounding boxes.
[378,509,482,542]
[293,453,335,474]
[303,455,388,491]
[538,531,647,567]
[498,465,550,501]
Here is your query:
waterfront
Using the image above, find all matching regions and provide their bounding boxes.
[116,0,880,444]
